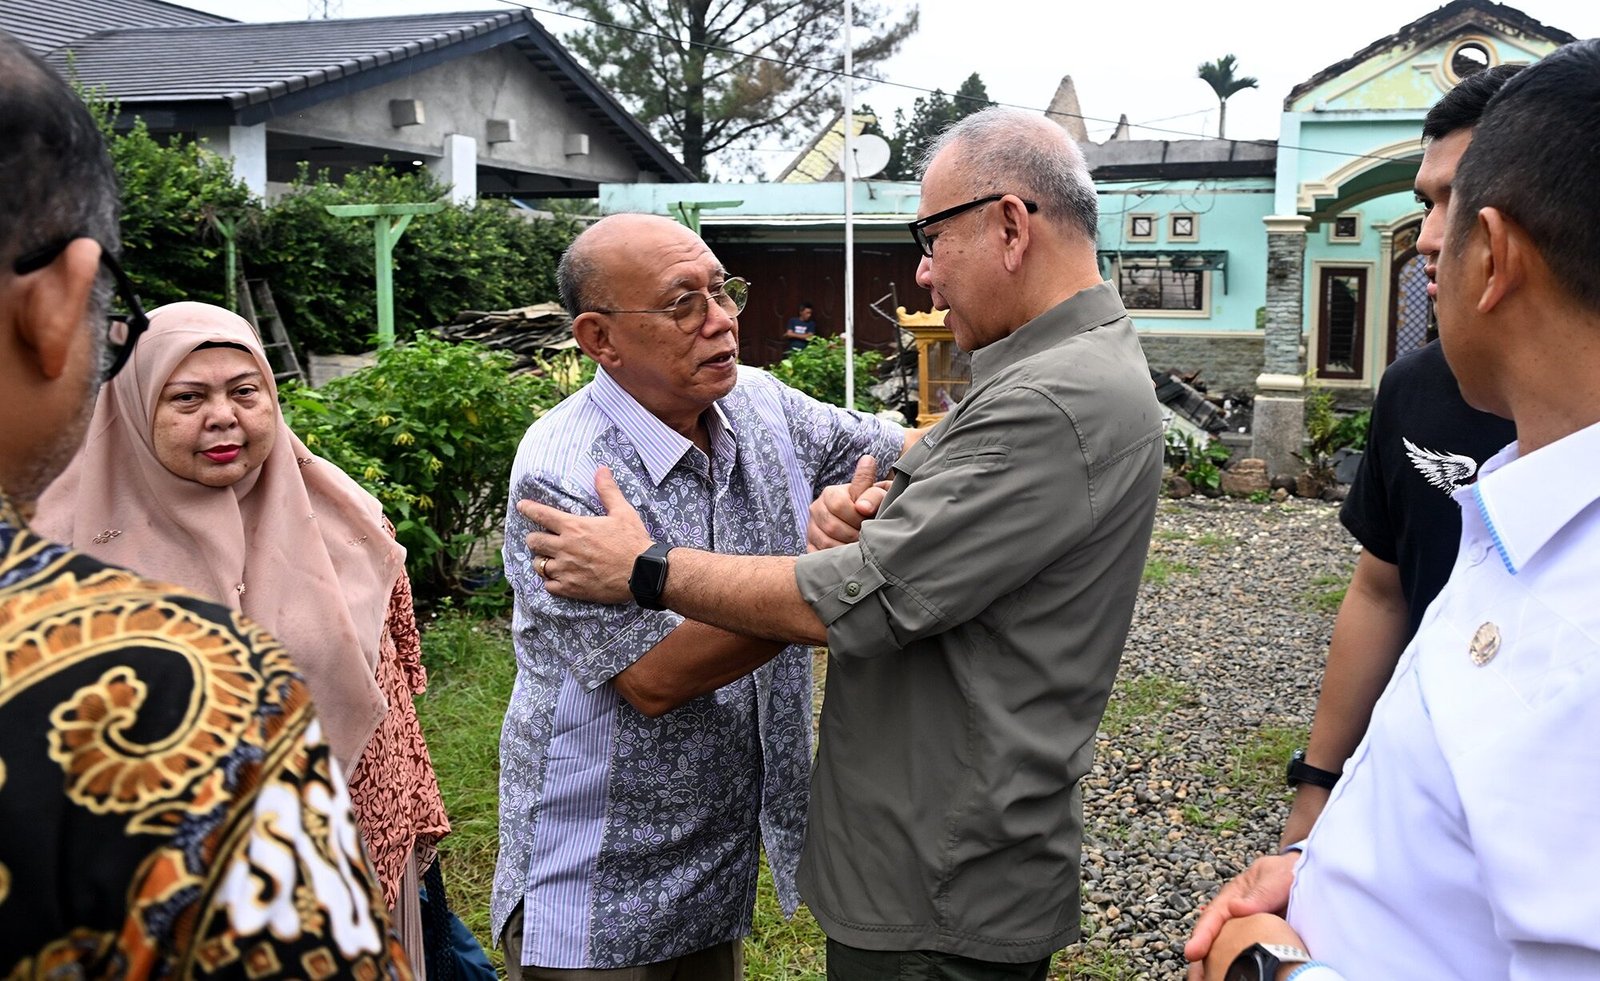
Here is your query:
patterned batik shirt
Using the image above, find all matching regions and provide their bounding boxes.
[492,366,905,969]
[0,491,410,980]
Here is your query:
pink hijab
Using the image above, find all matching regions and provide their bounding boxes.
[35,302,401,768]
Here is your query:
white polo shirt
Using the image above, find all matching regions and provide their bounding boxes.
[1289,419,1600,979]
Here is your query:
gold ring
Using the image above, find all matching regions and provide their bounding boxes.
[538,556,550,578]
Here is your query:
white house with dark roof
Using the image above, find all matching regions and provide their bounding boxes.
[4,1,692,201]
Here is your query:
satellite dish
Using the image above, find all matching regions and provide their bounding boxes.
[843,133,891,179]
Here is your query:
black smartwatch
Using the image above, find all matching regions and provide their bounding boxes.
[629,542,674,610]
[1285,749,1341,791]
[1224,942,1312,981]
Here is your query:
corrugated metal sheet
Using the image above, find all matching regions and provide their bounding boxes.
[42,10,517,106]
[1,0,231,55]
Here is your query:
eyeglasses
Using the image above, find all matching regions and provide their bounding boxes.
[908,194,1039,257]
[594,277,750,332]
[12,236,149,381]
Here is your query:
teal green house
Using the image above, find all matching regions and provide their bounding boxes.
[600,0,1574,471]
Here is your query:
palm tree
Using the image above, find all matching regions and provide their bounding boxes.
[1197,54,1258,139]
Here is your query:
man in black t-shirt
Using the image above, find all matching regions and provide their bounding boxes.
[1276,66,1521,847]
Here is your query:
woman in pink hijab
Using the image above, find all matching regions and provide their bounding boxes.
[37,302,450,975]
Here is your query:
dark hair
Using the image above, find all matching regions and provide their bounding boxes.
[799,301,813,310]
[1449,39,1600,314]
[0,34,119,273]
[1421,63,1523,143]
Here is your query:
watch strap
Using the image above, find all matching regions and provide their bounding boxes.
[1286,749,1341,790]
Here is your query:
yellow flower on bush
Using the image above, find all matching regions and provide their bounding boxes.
[427,455,443,474]
[418,494,434,510]
[376,413,394,427]
[364,465,381,481]
[393,431,415,446]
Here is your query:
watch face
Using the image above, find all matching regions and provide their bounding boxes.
[1224,945,1270,981]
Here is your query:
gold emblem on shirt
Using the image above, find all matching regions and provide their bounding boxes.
[1470,622,1501,666]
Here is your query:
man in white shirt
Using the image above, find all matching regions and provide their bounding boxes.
[1185,37,1600,981]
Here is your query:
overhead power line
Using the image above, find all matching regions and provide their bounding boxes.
[486,0,1424,167]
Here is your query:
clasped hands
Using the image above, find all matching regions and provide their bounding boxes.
[517,454,890,605]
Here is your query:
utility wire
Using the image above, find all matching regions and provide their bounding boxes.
[486,0,1425,166]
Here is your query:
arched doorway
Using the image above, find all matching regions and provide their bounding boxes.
[1387,221,1430,365]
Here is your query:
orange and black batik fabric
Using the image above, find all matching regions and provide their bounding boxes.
[0,493,412,980]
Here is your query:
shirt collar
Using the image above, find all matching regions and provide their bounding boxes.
[586,366,735,487]
[969,281,1127,387]
[1453,418,1600,575]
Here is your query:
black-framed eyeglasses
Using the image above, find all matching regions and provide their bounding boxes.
[12,236,149,381]
[908,194,1039,258]
[593,276,750,332]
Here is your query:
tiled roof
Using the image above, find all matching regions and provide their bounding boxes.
[40,7,693,181]
[45,11,523,107]
[0,0,231,55]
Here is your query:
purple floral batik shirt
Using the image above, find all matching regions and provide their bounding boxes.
[492,366,904,969]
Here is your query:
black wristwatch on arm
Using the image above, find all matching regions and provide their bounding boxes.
[1285,749,1341,791]
[1225,942,1312,981]
[629,542,674,610]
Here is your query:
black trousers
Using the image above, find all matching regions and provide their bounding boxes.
[825,939,1052,981]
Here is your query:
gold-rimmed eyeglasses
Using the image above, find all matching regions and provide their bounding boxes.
[12,235,148,382]
[593,277,750,332]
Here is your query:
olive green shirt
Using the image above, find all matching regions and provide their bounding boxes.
[793,282,1163,962]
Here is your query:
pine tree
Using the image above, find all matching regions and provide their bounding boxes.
[883,72,992,179]
[560,0,919,177]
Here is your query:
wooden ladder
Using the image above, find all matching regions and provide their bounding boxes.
[238,277,306,386]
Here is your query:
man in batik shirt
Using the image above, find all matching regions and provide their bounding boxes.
[492,214,906,978]
[0,32,407,979]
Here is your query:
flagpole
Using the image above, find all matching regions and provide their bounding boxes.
[842,0,855,409]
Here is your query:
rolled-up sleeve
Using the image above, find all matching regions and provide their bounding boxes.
[794,385,1095,659]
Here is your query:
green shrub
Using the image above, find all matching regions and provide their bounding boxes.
[255,165,578,354]
[1163,428,1231,492]
[769,335,884,412]
[280,335,585,606]
[102,118,254,309]
[1303,387,1371,474]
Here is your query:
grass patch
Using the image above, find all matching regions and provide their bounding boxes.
[1100,673,1193,737]
[416,613,516,969]
[1054,948,1138,979]
[1227,724,1307,797]
[1141,557,1198,586]
[1300,569,1352,613]
[1152,529,1188,542]
[747,863,826,979]
[1194,532,1234,550]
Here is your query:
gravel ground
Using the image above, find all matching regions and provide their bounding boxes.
[1068,496,1356,978]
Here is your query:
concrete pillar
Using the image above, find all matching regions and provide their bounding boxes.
[196,124,267,198]
[428,133,478,204]
[1252,215,1311,478]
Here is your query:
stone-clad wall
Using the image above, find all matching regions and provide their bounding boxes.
[1138,334,1266,394]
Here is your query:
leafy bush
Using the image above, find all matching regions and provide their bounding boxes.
[255,166,578,354]
[94,105,253,308]
[1164,428,1232,492]
[280,335,586,607]
[769,335,884,411]
[1303,387,1371,473]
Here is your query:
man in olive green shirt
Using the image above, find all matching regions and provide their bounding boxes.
[522,107,1163,980]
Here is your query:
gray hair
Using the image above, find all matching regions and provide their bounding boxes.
[556,233,598,319]
[0,34,119,287]
[919,106,1099,243]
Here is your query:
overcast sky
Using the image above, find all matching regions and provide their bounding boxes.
[186,0,1600,173]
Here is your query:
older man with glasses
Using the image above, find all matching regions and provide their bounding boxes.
[517,108,1163,981]
[0,31,407,978]
[492,212,908,980]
